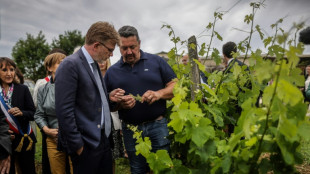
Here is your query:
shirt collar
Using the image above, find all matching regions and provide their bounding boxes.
[227,58,234,65]
[81,46,95,64]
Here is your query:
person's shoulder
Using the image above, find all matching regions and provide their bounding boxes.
[35,78,45,84]
[38,81,50,92]
[142,51,167,63]
[59,53,82,69]
[14,83,29,91]
[236,59,243,64]
[37,83,45,93]
[142,51,161,59]
[109,60,122,69]
[64,53,80,63]
[34,78,47,87]
[14,83,27,88]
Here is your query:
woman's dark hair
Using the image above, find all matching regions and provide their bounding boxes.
[0,57,19,84]
[15,67,24,84]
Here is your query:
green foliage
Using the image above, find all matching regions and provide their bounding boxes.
[51,30,84,55]
[131,2,310,174]
[11,29,84,81]
[12,31,50,82]
[130,93,142,102]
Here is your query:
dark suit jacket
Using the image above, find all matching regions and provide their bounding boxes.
[224,58,248,74]
[11,84,36,149]
[11,84,36,132]
[0,109,11,160]
[223,59,250,135]
[55,49,111,154]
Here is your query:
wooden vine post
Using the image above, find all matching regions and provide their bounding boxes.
[187,35,201,101]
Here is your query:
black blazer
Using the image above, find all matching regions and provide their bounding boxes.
[0,109,11,160]
[11,84,36,148]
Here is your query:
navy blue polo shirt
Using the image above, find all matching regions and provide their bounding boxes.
[104,50,176,124]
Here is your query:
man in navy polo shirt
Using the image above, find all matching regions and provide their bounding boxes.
[104,25,176,174]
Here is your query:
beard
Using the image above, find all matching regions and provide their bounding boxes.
[93,53,107,64]
[124,55,135,64]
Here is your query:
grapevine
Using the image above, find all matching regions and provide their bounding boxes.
[130,1,310,173]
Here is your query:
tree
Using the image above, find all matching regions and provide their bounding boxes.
[12,31,50,82]
[51,30,84,55]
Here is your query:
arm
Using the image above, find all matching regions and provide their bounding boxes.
[141,80,176,104]
[109,88,131,111]
[34,85,48,129]
[141,57,177,104]
[34,85,58,140]
[33,79,45,107]
[0,109,11,174]
[104,72,131,110]
[55,59,83,154]
[8,86,35,120]
[21,87,36,120]
[108,88,135,110]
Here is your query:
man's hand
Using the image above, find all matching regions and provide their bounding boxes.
[76,146,84,156]
[0,156,10,174]
[120,95,136,109]
[109,88,125,103]
[141,90,161,104]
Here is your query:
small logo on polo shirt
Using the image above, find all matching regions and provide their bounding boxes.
[144,69,149,71]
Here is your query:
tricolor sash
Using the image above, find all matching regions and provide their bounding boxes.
[45,76,50,82]
[0,94,33,152]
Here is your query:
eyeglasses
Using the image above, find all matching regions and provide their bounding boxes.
[98,42,114,53]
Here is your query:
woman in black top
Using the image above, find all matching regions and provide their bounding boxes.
[0,57,36,174]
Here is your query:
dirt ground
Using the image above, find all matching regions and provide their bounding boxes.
[296,164,310,174]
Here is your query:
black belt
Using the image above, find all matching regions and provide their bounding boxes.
[125,115,164,125]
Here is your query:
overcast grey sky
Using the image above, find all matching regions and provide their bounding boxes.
[0,0,310,64]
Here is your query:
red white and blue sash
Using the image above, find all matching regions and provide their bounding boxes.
[45,76,50,82]
[0,94,33,151]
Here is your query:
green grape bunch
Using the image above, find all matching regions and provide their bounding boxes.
[129,93,142,102]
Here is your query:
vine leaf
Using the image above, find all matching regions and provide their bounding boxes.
[147,150,173,171]
[191,118,215,147]
[129,93,142,102]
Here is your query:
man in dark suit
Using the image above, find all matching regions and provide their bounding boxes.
[222,41,250,135]
[55,21,122,174]
[0,110,11,174]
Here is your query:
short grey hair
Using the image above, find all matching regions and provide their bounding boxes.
[118,25,140,42]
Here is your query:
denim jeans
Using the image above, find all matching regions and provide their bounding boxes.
[122,117,170,174]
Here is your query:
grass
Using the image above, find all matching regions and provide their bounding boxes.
[300,139,310,165]
[34,126,130,174]
[296,139,310,174]
[115,158,131,174]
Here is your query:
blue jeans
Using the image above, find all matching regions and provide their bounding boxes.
[122,117,170,174]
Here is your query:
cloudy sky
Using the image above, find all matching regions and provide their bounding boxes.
[1,0,310,64]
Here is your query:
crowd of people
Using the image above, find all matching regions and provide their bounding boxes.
[0,21,309,174]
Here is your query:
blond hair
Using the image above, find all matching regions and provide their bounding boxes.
[85,21,120,46]
[44,53,66,73]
